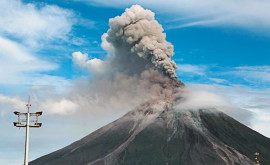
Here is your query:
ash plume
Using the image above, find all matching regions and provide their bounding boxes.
[103,5,179,81]
[71,5,184,115]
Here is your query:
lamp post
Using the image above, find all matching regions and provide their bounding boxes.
[13,96,42,165]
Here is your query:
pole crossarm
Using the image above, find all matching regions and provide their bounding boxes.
[14,112,42,128]
[13,122,42,128]
[13,96,43,165]
[30,111,43,116]
[14,111,27,116]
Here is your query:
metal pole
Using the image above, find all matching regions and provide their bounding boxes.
[24,110,30,165]
[24,97,30,165]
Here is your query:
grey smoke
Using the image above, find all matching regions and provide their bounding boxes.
[103,5,178,80]
[56,5,186,117]
[70,69,181,116]
[70,5,184,115]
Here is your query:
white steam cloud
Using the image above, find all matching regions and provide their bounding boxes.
[174,85,253,126]
[72,51,105,74]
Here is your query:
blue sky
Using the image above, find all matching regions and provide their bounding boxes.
[0,0,270,164]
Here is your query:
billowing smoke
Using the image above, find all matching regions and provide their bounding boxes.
[104,5,178,80]
[75,5,180,83]
[70,5,184,115]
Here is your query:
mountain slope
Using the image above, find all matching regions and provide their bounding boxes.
[30,100,270,165]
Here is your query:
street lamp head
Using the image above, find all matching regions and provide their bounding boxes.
[35,123,42,127]
[14,111,20,115]
[13,122,18,126]
[30,123,42,128]
[30,111,43,116]
[36,111,43,116]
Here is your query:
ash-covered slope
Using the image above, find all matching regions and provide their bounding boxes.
[30,99,270,165]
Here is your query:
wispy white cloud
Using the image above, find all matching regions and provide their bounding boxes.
[78,0,270,32]
[0,0,77,47]
[0,36,57,73]
[0,0,83,87]
[177,64,270,87]
[208,78,227,83]
[0,36,73,88]
[228,65,270,83]
[177,64,207,76]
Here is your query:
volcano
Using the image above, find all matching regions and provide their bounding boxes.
[30,5,270,165]
[30,96,270,165]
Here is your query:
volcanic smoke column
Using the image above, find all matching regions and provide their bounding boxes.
[103,5,178,80]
